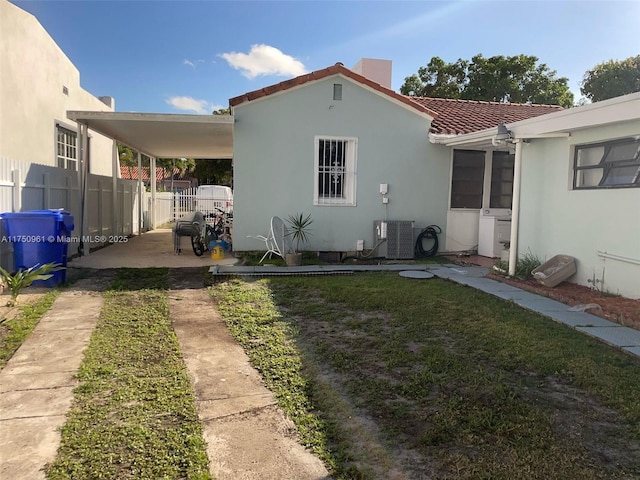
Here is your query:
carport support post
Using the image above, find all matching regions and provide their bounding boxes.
[508,139,523,276]
[112,142,118,237]
[78,122,90,256]
[137,151,143,235]
[150,156,156,230]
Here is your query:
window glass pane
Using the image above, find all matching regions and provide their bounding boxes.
[318,139,346,199]
[315,137,356,206]
[575,168,601,188]
[601,165,640,186]
[604,140,640,163]
[490,152,514,208]
[576,146,604,167]
[451,150,484,208]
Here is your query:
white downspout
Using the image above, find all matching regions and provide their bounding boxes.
[508,139,523,276]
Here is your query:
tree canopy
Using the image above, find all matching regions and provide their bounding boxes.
[193,159,233,186]
[117,142,196,190]
[580,55,640,102]
[400,54,574,108]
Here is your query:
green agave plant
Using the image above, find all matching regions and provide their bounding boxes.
[0,263,64,306]
[286,212,313,253]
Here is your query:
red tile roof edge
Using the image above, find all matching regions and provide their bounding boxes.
[120,166,194,181]
[409,96,564,109]
[229,63,439,118]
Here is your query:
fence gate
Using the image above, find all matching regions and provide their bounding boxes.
[171,187,233,221]
[172,187,197,220]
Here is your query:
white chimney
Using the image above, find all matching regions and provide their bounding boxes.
[352,58,392,89]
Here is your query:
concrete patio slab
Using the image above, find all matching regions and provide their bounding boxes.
[68,228,239,269]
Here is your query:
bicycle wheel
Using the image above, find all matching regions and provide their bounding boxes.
[191,233,205,256]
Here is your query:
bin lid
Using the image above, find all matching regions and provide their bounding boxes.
[0,209,74,231]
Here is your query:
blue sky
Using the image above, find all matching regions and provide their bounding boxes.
[11,0,640,113]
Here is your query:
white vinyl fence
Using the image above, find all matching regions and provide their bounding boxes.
[170,186,233,220]
[152,191,175,227]
[0,157,141,270]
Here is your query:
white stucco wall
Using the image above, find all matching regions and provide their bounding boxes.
[0,1,114,176]
[518,121,640,298]
[232,75,451,253]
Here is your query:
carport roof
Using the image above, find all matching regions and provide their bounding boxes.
[67,111,233,159]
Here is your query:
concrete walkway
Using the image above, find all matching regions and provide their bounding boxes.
[1,264,639,479]
[169,281,329,479]
[0,279,103,480]
[429,264,640,358]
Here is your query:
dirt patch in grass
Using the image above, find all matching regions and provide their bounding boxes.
[487,273,640,330]
[251,276,640,479]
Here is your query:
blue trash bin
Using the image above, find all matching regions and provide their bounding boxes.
[0,209,74,287]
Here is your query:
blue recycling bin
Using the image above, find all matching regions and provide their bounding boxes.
[0,209,74,287]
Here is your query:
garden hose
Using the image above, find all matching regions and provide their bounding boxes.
[415,225,442,258]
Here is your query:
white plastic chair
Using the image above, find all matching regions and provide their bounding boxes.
[247,216,291,263]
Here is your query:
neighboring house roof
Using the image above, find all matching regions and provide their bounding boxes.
[228,62,439,118]
[412,97,564,135]
[120,166,194,181]
[229,62,564,136]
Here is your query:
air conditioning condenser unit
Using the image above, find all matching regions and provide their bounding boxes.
[373,220,415,259]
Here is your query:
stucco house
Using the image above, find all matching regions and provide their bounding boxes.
[0,0,142,263]
[229,60,639,299]
[0,0,115,177]
[439,92,640,299]
[229,60,560,257]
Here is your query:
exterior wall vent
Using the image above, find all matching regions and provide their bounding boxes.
[62,86,69,95]
[333,83,342,101]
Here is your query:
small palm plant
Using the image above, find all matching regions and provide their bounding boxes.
[286,212,313,253]
[0,263,64,306]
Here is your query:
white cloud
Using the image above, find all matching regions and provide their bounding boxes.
[166,96,213,114]
[220,44,307,79]
[183,59,204,68]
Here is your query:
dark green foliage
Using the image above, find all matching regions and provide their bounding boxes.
[401,54,574,107]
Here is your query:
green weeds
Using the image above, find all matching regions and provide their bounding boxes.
[211,274,640,479]
[46,268,211,480]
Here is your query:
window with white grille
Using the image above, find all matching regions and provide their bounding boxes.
[314,136,357,206]
[56,126,77,171]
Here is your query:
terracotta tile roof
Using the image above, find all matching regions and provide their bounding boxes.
[228,62,564,135]
[229,63,439,118]
[120,166,193,181]
[407,97,564,135]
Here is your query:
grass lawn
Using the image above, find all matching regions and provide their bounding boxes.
[46,268,211,480]
[211,273,640,479]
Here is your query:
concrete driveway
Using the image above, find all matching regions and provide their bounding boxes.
[67,228,239,269]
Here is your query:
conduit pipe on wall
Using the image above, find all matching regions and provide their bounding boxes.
[508,139,523,276]
[597,251,640,265]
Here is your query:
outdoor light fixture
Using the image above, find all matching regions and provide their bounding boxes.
[492,122,513,146]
